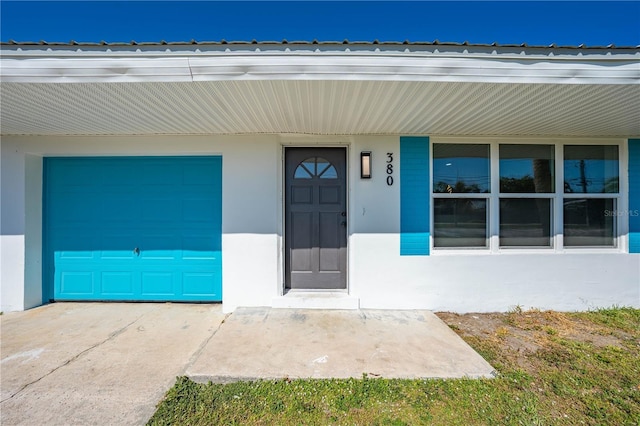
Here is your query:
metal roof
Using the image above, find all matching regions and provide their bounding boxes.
[1,39,638,49]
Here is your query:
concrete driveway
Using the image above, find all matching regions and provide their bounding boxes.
[1,303,494,425]
[1,303,227,425]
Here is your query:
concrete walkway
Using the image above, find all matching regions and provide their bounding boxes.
[1,303,494,425]
[188,307,495,382]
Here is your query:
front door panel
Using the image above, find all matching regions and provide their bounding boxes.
[285,148,347,289]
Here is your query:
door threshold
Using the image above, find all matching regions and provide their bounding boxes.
[272,291,359,310]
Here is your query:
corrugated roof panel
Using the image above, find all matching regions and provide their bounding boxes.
[2,39,639,49]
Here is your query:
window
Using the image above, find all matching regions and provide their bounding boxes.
[499,144,554,247]
[563,199,615,247]
[431,141,621,250]
[563,145,619,247]
[433,144,490,193]
[500,198,552,247]
[434,199,487,247]
[294,157,338,179]
[564,145,618,194]
[433,144,489,248]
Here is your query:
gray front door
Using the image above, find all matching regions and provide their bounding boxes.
[285,148,347,290]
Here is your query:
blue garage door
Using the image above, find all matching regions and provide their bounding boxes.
[44,156,222,302]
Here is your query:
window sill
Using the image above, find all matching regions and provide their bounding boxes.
[431,248,492,255]
[431,247,625,255]
[559,247,622,254]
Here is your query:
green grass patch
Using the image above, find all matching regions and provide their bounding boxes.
[148,308,640,425]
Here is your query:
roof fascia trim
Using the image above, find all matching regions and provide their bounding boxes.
[1,54,638,85]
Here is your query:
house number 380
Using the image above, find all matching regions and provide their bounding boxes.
[386,153,394,186]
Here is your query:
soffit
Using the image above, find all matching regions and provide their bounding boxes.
[2,80,638,136]
[1,42,638,137]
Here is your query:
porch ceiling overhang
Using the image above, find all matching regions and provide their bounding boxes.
[1,42,639,137]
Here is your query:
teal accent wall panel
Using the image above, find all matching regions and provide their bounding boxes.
[44,156,223,301]
[629,139,640,253]
[400,136,430,255]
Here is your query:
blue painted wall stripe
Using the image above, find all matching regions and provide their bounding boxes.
[629,139,640,253]
[400,136,430,255]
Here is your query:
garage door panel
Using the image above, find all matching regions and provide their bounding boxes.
[101,272,134,295]
[49,193,101,224]
[102,193,140,221]
[183,197,219,222]
[140,234,179,259]
[141,163,181,185]
[101,163,139,186]
[183,273,220,296]
[52,161,96,186]
[182,236,219,259]
[141,272,175,296]
[99,252,137,261]
[140,250,178,260]
[60,272,94,295]
[53,232,100,257]
[141,197,181,222]
[99,250,136,260]
[57,249,95,260]
[183,161,220,184]
[45,156,222,302]
[99,232,137,258]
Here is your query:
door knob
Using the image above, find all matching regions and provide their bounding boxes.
[133,247,140,256]
[341,212,347,217]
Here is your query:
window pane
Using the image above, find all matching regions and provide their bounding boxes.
[295,157,338,179]
[319,165,337,179]
[434,199,488,247]
[302,158,316,175]
[564,199,615,247]
[433,144,490,193]
[564,145,619,193]
[317,157,338,179]
[500,199,552,247]
[500,144,554,193]
[316,157,330,175]
[294,165,312,179]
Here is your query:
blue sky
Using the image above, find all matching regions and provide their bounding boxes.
[1,1,639,46]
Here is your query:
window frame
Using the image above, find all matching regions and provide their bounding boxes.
[498,143,555,249]
[562,143,620,249]
[432,141,491,250]
[429,137,627,255]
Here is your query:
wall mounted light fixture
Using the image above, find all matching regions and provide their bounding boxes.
[361,151,372,179]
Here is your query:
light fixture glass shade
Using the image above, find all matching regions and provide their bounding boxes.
[361,152,371,179]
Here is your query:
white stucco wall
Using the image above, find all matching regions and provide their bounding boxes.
[1,134,638,313]
[348,136,640,312]
[1,135,282,312]
[353,240,640,311]
[1,139,27,312]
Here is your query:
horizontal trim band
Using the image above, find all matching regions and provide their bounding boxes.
[2,55,638,84]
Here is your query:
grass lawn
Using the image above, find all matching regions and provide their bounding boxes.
[148,307,640,425]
